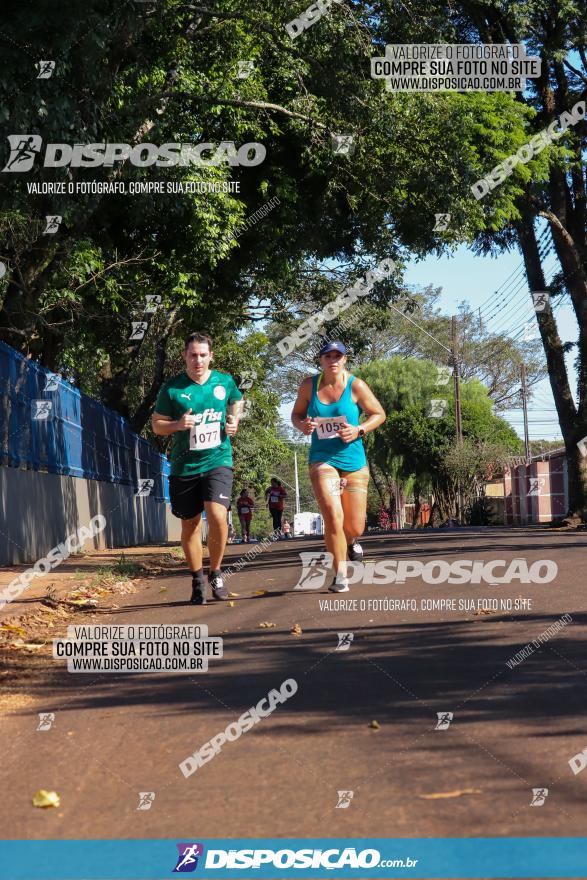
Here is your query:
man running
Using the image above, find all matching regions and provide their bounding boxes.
[236,487,255,543]
[291,341,385,592]
[152,332,243,604]
[265,478,287,532]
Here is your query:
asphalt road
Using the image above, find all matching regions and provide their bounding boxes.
[2,527,587,843]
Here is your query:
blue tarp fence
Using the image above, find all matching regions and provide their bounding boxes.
[0,340,170,502]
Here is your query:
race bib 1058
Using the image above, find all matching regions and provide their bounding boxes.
[314,415,349,440]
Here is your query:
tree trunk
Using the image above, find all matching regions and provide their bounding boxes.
[517,219,587,519]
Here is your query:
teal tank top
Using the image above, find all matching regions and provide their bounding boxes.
[308,373,367,470]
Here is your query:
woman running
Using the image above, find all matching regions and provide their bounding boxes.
[236,487,255,543]
[265,478,287,533]
[291,341,386,592]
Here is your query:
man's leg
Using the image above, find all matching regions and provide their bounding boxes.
[181,515,203,571]
[205,501,228,569]
[202,467,233,600]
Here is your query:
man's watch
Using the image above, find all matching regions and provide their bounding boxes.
[358,427,365,439]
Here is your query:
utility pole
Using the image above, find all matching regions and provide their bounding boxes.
[451,315,464,522]
[451,316,463,445]
[294,451,300,515]
[520,364,531,462]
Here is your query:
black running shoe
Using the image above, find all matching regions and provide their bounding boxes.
[191,580,207,605]
[209,572,229,601]
[348,541,363,562]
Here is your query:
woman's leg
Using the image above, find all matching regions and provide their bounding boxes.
[340,467,370,545]
[309,463,347,579]
[239,515,247,540]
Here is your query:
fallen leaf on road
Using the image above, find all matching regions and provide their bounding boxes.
[1,623,27,637]
[291,624,302,635]
[159,587,168,593]
[229,592,239,597]
[32,789,60,808]
[473,609,493,616]
[254,590,268,596]
[369,720,380,730]
[227,602,235,607]
[258,621,276,628]
[419,789,482,800]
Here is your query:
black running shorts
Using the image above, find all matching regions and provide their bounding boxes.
[169,467,233,520]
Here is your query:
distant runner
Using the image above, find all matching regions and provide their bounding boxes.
[265,478,287,532]
[291,341,386,592]
[152,332,243,604]
[236,488,255,543]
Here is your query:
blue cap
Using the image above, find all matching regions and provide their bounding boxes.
[318,341,347,357]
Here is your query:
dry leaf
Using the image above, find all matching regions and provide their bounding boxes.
[419,788,482,800]
[291,624,302,635]
[227,601,235,607]
[254,590,268,596]
[229,592,239,597]
[159,587,168,593]
[258,621,276,628]
[32,789,60,808]
[369,720,380,730]
[1,624,27,637]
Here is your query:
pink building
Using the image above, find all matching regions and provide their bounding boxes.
[503,448,568,524]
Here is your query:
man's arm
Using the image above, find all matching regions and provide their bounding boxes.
[151,410,196,436]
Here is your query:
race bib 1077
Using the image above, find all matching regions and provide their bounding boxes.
[189,421,221,451]
[314,415,349,440]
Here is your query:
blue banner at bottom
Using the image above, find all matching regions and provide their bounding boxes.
[1,838,586,879]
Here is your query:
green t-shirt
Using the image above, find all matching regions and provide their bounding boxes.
[155,370,243,477]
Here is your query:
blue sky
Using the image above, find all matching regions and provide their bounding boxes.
[404,244,577,443]
[280,243,577,445]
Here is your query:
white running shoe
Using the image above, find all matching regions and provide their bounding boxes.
[329,575,350,593]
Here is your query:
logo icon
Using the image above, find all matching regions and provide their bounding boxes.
[433,213,451,231]
[173,843,204,873]
[427,399,447,418]
[44,215,62,234]
[331,134,355,156]
[37,712,55,731]
[335,790,354,808]
[237,60,255,79]
[237,369,257,391]
[2,135,42,172]
[136,479,155,497]
[45,374,60,391]
[532,291,550,313]
[240,398,253,420]
[527,477,545,497]
[336,632,354,651]
[137,791,156,810]
[32,400,53,420]
[144,294,162,314]
[294,551,333,590]
[435,365,452,386]
[530,787,548,806]
[37,60,55,79]
[435,711,453,730]
[213,385,227,400]
[130,321,148,341]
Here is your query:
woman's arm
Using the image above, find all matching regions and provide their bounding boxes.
[338,378,386,443]
[291,377,317,435]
